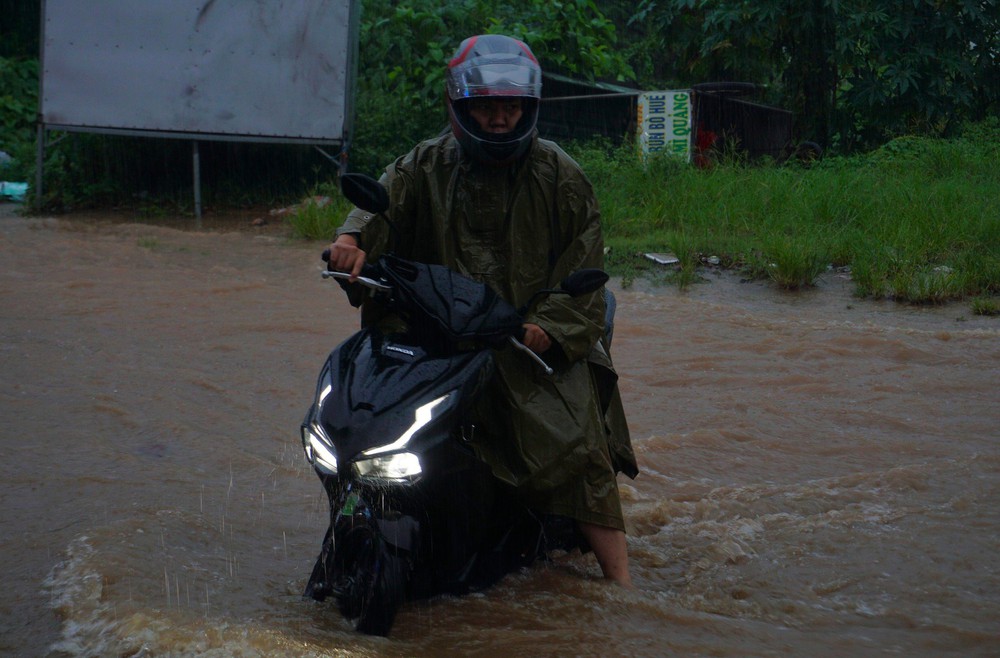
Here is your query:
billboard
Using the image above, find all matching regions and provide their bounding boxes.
[637,91,691,161]
[39,0,358,144]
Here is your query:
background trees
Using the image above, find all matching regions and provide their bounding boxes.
[349,0,633,172]
[316,0,1000,170]
[1,0,997,207]
[608,0,999,150]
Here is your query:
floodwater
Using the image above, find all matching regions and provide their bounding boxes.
[2,207,998,657]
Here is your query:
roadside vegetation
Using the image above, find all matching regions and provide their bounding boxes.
[572,119,1000,304]
[287,118,1000,306]
[3,0,997,307]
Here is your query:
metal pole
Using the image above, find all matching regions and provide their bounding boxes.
[35,123,44,212]
[540,91,642,102]
[192,140,202,226]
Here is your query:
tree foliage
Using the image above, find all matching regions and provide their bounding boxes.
[349,0,633,173]
[832,0,999,146]
[1,0,997,206]
[0,0,39,59]
[608,0,999,150]
[0,57,37,149]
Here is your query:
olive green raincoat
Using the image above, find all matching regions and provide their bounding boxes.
[339,133,637,531]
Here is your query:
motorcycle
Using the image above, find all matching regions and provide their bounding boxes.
[300,173,613,635]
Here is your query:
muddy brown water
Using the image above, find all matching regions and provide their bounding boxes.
[2,207,998,657]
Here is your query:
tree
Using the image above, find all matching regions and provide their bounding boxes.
[0,0,40,59]
[609,0,999,151]
[832,0,999,147]
[350,0,635,172]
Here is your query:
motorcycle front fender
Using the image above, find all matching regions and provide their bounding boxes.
[332,489,421,554]
[374,514,420,553]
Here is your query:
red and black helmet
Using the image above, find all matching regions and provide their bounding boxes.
[445,35,542,165]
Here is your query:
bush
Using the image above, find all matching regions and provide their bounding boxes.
[0,56,38,180]
[287,186,354,240]
[564,119,1000,304]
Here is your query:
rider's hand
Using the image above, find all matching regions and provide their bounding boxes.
[521,323,551,354]
[327,234,367,281]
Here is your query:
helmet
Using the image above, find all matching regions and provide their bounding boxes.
[445,35,542,165]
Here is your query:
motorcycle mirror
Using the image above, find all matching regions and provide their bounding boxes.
[340,173,390,214]
[560,269,610,296]
[518,268,610,316]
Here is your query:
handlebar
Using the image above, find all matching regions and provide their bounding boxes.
[320,270,393,292]
[507,336,554,376]
[319,249,556,376]
[320,249,391,292]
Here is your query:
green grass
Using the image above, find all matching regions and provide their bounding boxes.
[971,297,1000,316]
[287,120,999,310]
[568,118,1000,306]
[285,184,354,240]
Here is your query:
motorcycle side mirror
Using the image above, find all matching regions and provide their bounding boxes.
[560,269,610,297]
[340,173,390,214]
[517,268,609,316]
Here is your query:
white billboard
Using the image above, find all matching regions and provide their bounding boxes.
[39,0,358,144]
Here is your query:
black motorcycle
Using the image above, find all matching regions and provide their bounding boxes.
[300,174,612,635]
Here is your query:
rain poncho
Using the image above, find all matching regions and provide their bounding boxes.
[339,132,637,530]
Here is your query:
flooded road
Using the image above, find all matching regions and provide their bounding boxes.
[2,210,998,656]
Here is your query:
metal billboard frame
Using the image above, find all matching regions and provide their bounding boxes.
[35,0,361,218]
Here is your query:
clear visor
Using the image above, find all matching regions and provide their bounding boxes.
[447,61,542,100]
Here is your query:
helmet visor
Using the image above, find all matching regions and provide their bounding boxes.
[447,61,542,100]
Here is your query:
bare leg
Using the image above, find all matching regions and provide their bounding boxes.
[579,522,633,588]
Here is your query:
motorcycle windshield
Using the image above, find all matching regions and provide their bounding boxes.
[378,255,522,346]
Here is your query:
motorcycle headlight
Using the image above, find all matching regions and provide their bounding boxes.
[361,393,454,457]
[347,393,452,483]
[354,452,422,481]
[302,364,337,474]
[302,422,337,475]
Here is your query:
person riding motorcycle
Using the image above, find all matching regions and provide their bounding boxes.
[326,34,638,586]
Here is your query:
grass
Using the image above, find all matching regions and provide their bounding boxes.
[285,182,354,240]
[286,119,1000,311]
[971,297,1000,316]
[568,119,1000,308]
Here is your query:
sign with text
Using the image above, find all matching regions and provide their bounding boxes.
[637,91,691,161]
